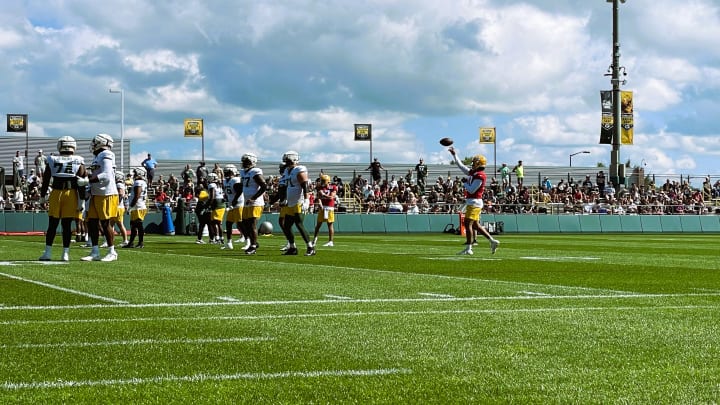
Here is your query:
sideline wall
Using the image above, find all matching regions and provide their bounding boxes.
[3,212,720,234]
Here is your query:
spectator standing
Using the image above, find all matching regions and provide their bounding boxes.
[181,164,195,186]
[596,170,607,197]
[498,163,511,190]
[141,153,158,185]
[12,150,25,181]
[415,158,428,195]
[196,161,209,190]
[511,160,524,187]
[35,149,47,178]
[366,157,385,184]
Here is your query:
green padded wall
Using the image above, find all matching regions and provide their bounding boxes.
[360,214,385,233]
[384,214,408,233]
[537,215,560,233]
[578,215,602,232]
[658,216,682,232]
[406,215,431,232]
[699,216,720,232]
[558,215,582,233]
[679,216,702,232]
[599,215,622,232]
[621,215,643,232]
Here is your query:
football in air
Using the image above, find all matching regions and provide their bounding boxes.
[258,221,274,235]
[439,137,454,146]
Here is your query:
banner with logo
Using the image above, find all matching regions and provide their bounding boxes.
[599,91,613,144]
[184,118,203,137]
[620,90,634,145]
[6,114,28,133]
[354,124,371,141]
[479,127,496,144]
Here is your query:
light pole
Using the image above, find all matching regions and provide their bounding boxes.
[109,88,124,172]
[569,150,590,167]
[606,0,628,189]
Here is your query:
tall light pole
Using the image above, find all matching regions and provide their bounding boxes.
[109,88,124,172]
[606,0,628,189]
[569,150,590,167]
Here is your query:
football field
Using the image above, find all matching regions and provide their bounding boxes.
[1,233,719,403]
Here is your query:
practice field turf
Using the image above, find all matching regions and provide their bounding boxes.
[1,233,719,403]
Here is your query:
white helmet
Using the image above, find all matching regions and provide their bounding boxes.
[115,171,125,183]
[57,136,77,154]
[91,133,113,153]
[282,150,300,165]
[224,164,238,177]
[207,172,219,183]
[241,153,258,169]
[133,167,147,179]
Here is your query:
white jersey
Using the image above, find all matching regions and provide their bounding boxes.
[285,165,308,207]
[208,182,225,202]
[129,179,148,210]
[117,181,127,209]
[88,149,118,196]
[224,176,244,208]
[240,166,265,207]
[47,154,85,179]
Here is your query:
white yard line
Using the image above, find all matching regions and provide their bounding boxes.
[324,295,353,300]
[1,304,718,327]
[0,272,128,304]
[1,291,720,313]
[0,368,412,390]
[418,293,455,298]
[216,296,241,302]
[0,337,273,350]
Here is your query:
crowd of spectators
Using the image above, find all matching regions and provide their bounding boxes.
[5,159,720,216]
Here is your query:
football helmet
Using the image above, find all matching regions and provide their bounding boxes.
[133,167,147,179]
[224,164,238,178]
[282,151,300,165]
[471,154,487,170]
[57,136,77,154]
[91,133,113,153]
[115,171,125,183]
[207,172,219,183]
[241,153,258,169]
[321,174,331,184]
[198,190,209,201]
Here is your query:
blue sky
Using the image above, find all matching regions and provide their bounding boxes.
[1,0,719,178]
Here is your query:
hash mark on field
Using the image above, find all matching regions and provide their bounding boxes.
[519,291,550,296]
[216,296,241,302]
[418,293,455,298]
[324,295,353,300]
[0,337,274,350]
[0,272,127,304]
[1,368,412,390]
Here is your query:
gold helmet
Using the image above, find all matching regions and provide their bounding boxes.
[471,155,487,170]
[320,174,331,184]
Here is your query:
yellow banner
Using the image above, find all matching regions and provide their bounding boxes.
[479,127,496,144]
[620,91,633,145]
[184,118,204,137]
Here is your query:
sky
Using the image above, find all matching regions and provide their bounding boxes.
[1,0,719,178]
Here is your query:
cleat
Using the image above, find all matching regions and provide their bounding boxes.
[100,242,109,248]
[283,247,299,256]
[245,245,257,255]
[100,252,118,262]
[39,253,52,261]
[221,242,233,250]
[234,236,246,243]
[134,243,144,249]
[305,246,316,256]
[122,243,135,249]
[323,241,334,247]
[81,254,101,262]
[61,252,70,262]
[280,243,290,252]
[472,239,478,246]
[195,239,206,244]
[490,240,500,254]
[120,241,130,247]
[457,247,473,255]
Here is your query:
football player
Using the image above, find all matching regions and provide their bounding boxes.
[312,174,338,248]
[448,146,500,255]
[114,171,130,247]
[123,167,148,248]
[279,151,315,256]
[222,164,244,250]
[238,153,267,255]
[38,136,87,261]
[207,172,226,245]
[81,133,120,262]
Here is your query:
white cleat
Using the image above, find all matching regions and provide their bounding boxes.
[81,254,101,262]
[221,242,234,250]
[100,242,109,248]
[490,240,500,255]
[38,253,52,261]
[323,241,334,247]
[457,248,473,255]
[234,236,246,243]
[61,252,70,262]
[100,252,118,262]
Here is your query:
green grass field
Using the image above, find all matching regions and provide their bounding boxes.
[1,232,719,403]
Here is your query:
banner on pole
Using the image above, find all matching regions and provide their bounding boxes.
[599,91,613,144]
[479,127,496,144]
[354,124,371,141]
[6,114,28,133]
[620,90,634,145]
[184,118,204,137]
